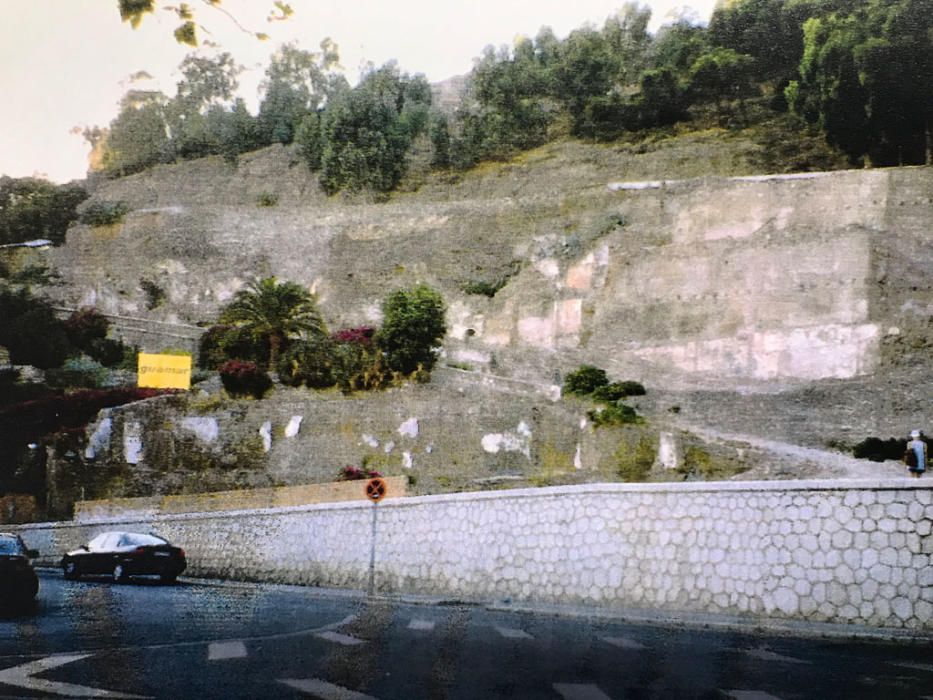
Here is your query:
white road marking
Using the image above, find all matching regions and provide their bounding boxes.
[208,641,247,661]
[742,648,811,665]
[278,678,379,699]
[553,683,613,700]
[891,662,933,673]
[723,691,785,700]
[407,619,435,632]
[0,654,149,698]
[601,636,646,650]
[495,626,534,640]
[315,631,365,646]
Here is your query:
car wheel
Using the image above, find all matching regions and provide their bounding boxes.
[63,560,79,580]
[113,563,126,583]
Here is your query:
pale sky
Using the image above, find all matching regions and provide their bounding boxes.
[0,0,716,183]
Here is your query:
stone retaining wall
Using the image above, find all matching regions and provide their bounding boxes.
[17,480,933,632]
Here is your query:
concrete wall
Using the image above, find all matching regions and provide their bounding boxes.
[18,479,933,632]
[72,476,408,522]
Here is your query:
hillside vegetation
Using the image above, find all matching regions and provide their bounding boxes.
[85,0,930,195]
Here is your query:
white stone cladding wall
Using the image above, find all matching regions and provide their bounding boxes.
[18,480,933,631]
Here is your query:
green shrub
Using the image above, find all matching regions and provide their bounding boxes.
[588,402,642,427]
[256,192,279,207]
[331,341,388,393]
[139,278,166,310]
[219,360,272,399]
[79,201,131,226]
[64,307,109,348]
[563,365,608,396]
[198,325,269,370]
[87,337,127,367]
[377,285,446,375]
[591,380,646,402]
[615,435,656,482]
[0,288,73,369]
[45,357,108,389]
[276,336,336,389]
[852,436,908,462]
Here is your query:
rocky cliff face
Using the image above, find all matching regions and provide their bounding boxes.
[48,145,932,391]
[35,141,933,513]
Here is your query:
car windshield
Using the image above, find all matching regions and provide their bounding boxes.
[118,533,168,547]
[0,537,24,555]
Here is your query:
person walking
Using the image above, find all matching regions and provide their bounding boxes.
[906,429,927,478]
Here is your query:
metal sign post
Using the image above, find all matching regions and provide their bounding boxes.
[365,478,387,596]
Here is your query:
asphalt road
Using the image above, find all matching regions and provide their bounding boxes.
[0,571,930,699]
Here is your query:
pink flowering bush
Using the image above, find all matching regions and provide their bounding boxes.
[336,465,382,481]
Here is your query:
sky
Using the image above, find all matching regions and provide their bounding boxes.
[0,0,717,184]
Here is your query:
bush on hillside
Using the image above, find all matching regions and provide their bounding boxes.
[376,285,447,376]
[276,336,336,389]
[563,365,609,396]
[591,380,647,402]
[219,360,272,399]
[852,436,909,462]
[79,201,131,226]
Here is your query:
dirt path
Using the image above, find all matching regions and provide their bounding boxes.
[672,421,909,481]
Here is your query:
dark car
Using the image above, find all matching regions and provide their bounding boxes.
[0,533,39,604]
[61,531,186,583]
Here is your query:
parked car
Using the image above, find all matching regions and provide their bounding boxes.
[0,532,39,604]
[61,531,186,583]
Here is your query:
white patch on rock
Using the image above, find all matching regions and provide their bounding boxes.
[85,415,113,460]
[362,434,379,448]
[181,417,219,444]
[481,422,532,459]
[285,415,303,438]
[124,422,143,465]
[402,451,413,469]
[657,432,681,470]
[384,440,395,454]
[398,417,419,438]
[574,444,583,470]
[259,421,272,452]
[534,258,560,279]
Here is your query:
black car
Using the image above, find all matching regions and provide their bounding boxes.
[0,533,39,604]
[61,531,186,583]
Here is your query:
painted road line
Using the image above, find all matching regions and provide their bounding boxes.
[407,619,435,632]
[495,626,534,640]
[891,662,933,673]
[552,683,613,700]
[0,654,150,698]
[278,678,379,699]
[207,641,247,661]
[600,636,646,650]
[315,631,365,646]
[723,691,785,700]
[741,648,811,665]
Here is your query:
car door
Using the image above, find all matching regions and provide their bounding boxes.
[86,532,120,574]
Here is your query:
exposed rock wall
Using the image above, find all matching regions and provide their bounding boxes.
[47,155,932,390]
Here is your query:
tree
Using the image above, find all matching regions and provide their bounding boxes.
[99,90,172,177]
[218,277,326,371]
[0,287,74,369]
[783,0,931,166]
[376,285,446,375]
[0,177,87,246]
[688,47,757,108]
[318,64,430,194]
[257,41,343,145]
[116,0,293,46]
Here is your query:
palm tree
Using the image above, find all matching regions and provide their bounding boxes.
[219,277,326,371]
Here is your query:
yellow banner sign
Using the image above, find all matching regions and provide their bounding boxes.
[137,353,192,390]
